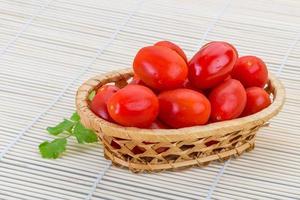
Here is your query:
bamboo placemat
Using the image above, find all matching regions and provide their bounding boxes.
[0,0,299,199]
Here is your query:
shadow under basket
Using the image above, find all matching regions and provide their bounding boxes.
[76,68,285,172]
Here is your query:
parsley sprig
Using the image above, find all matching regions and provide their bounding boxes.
[39,112,98,159]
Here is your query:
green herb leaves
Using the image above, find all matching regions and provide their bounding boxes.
[46,119,74,135]
[73,123,98,144]
[39,112,98,159]
[39,138,67,159]
[70,112,80,122]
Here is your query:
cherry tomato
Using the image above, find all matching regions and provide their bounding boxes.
[231,56,268,88]
[224,75,231,81]
[188,41,238,89]
[133,46,188,91]
[128,74,145,85]
[182,79,199,90]
[209,79,246,122]
[107,85,159,128]
[129,74,159,94]
[182,79,205,94]
[90,85,119,122]
[242,87,271,116]
[148,120,169,129]
[154,40,188,63]
[158,89,211,128]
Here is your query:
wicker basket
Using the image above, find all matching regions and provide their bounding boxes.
[76,68,285,172]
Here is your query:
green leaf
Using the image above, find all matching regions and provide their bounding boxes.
[47,119,74,135]
[88,90,96,101]
[73,122,98,144]
[70,112,80,122]
[39,138,67,159]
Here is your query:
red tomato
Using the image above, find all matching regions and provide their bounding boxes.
[209,79,246,122]
[128,74,145,85]
[188,41,238,89]
[242,87,271,116]
[224,75,231,81]
[231,56,268,88]
[154,40,188,63]
[182,79,199,91]
[158,89,211,128]
[133,46,188,91]
[90,85,119,121]
[148,120,169,129]
[129,74,159,94]
[107,85,159,128]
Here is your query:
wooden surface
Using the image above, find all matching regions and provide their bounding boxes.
[0,0,299,199]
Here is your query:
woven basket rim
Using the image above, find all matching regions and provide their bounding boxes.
[76,68,285,142]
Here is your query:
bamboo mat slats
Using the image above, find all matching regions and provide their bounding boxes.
[0,0,299,199]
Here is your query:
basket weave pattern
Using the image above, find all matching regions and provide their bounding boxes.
[76,69,285,172]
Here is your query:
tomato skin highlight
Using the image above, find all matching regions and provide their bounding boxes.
[188,41,238,90]
[107,85,159,128]
[158,89,211,128]
[231,56,268,88]
[242,87,271,116]
[90,85,119,122]
[209,79,246,122]
[154,40,188,63]
[133,46,188,91]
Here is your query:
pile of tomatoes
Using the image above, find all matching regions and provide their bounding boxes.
[90,41,271,129]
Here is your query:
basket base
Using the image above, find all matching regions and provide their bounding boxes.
[104,138,255,172]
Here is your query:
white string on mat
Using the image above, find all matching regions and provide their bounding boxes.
[205,160,230,200]
[276,33,300,77]
[85,161,112,200]
[196,0,232,49]
[204,32,300,200]
[0,0,144,162]
[0,0,52,57]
